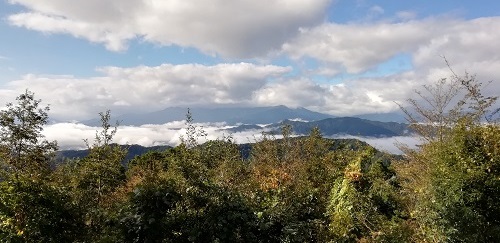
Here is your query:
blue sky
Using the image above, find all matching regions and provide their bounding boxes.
[0,0,499,122]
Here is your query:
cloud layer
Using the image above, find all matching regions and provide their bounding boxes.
[3,2,500,124]
[1,63,290,120]
[43,121,273,150]
[43,121,418,154]
[8,0,330,57]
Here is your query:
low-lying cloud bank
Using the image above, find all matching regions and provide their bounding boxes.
[44,122,419,155]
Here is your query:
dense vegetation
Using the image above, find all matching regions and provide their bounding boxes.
[0,71,498,242]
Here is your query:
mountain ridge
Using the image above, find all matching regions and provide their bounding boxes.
[56,137,392,163]
[226,117,410,137]
[82,105,334,126]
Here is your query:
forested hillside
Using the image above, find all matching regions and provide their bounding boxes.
[0,73,499,242]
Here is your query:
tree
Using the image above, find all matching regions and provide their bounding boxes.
[396,68,500,242]
[397,60,499,142]
[75,110,126,205]
[0,177,83,242]
[0,90,57,178]
[180,108,207,149]
[0,91,82,242]
[327,147,407,242]
[65,110,126,241]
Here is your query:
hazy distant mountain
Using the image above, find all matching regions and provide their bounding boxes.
[225,124,263,133]
[227,117,410,137]
[83,105,333,126]
[354,111,406,123]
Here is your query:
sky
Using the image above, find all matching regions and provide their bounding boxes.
[0,0,499,150]
[1,0,500,121]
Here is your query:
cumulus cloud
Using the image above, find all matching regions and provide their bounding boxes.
[0,63,291,120]
[4,5,500,120]
[413,18,500,80]
[2,59,496,123]
[8,12,136,51]
[8,0,331,57]
[253,78,327,108]
[252,75,413,116]
[283,17,500,76]
[283,18,447,73]
[278,16,500,114]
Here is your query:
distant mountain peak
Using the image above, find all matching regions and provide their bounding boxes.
[228,116,410,137]
[82,105,334,126]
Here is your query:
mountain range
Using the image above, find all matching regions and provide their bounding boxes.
[83,105,405,126]
[57,137,393,163]
[61,107,412,160]
[83,105,333,126]
[226,117,410,137]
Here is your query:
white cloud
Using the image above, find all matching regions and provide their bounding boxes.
[283,18,446,73]
[8,12,136,51]
[252,75,412,116]
[279,16,500,113]
[4,2,499,154]
[2,57,496,123]
[43,121,267,150]
[0,63,291,120]
[4,5,500,120]
[253,78,326,108]
[43,122,181,150]
[283,16,500,78]
[8,0,331,57]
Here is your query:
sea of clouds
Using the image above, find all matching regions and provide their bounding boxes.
[43,121,420,155]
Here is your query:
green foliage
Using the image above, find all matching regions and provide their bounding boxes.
[52,110,127,241]
[0,91,76,242]
[396,68,500,242]
[119,175,182,242]
[0,90,57,178]
[119,141,258,242]
[327,147,406,242]
[0,176,82,242]
[70,111,126,206]
[400,122,500,242]
[244,125,402,242]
